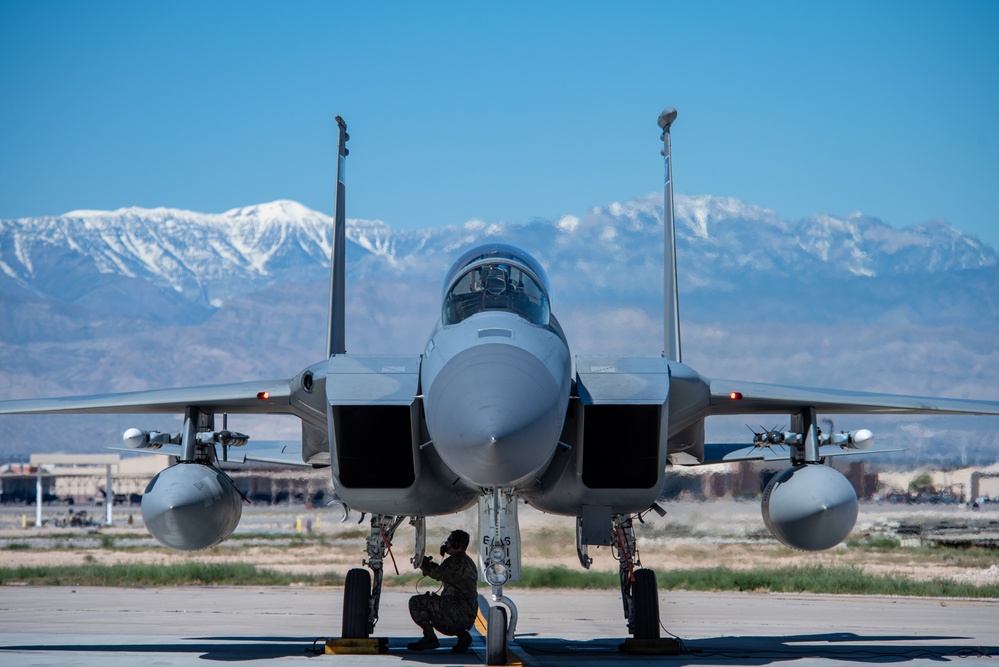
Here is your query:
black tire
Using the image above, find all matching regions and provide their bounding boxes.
[342,568,371,638]
[632,568,660,640]
[486,605,508,666]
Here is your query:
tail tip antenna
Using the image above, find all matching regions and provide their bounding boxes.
[657,107,678,130]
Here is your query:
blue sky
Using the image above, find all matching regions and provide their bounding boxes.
[2,1,997,246]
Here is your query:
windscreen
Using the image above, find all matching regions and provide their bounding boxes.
[443,262,550,325]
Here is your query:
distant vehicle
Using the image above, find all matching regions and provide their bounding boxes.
[52,510,99,528]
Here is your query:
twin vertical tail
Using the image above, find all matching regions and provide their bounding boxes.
[327,116,349,358]
[658,107,682,363]
[326,112,677,362]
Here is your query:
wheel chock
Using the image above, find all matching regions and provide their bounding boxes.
[619,637,683,655]
[324,637,389,654]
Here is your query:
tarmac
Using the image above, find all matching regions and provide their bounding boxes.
[1,586,996,666]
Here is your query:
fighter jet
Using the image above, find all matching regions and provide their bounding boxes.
[2,110,998,665]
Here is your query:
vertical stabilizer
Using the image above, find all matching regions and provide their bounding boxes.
[658,107,681,363]
[327,116,349,358]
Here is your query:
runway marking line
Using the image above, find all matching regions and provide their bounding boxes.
[474,607,490,636]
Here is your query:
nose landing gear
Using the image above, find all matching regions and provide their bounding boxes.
[479,488,520,665]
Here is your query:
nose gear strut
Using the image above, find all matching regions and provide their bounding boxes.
[479,487,520,665]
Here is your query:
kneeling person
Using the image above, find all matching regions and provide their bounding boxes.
[408,529,478,653]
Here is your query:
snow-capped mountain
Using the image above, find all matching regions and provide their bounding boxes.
[1,200,333,309]
[1,194,997,463]
[2,194,996,313]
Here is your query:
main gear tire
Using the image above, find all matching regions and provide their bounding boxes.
[342,568,371,638]
[632,568,660,640]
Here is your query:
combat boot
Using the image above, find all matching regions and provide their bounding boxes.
[453,630,472,653]
[407,632,440,651]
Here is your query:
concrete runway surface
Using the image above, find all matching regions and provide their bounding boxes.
[1,586,996,666]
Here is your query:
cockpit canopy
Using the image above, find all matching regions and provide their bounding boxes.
[442,244,551,326]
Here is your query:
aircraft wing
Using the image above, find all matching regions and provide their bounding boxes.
[0,378,296,416]
[704,378,999,416]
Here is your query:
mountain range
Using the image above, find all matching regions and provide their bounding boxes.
[1,194,997,465]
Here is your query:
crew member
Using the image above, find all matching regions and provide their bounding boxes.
[408,529,478,653]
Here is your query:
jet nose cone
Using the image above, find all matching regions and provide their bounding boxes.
[426,343,565,487]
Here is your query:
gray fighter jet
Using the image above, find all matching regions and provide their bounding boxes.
[3,110,998,664]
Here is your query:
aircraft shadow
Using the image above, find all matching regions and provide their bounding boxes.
[1,636,318,662]
[1,635,485,663]
[5,632,994,664]
[514,631,996,664]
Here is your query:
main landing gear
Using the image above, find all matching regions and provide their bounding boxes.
[339,506,663,661]
[341,514,414,638]
[612,513,660,640]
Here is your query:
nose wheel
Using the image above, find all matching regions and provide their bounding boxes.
[486,605,508,665]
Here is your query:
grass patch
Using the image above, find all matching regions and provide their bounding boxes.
[4,543,31,550]
[110,532,151,540]
[0,562,344,587]
[500,565,999,598]
[509,565,620,589]
[845,540,996,568]
[847,535,901,550]
[386,572,425,588]
[659,565,999,598]
[2,562,996,598]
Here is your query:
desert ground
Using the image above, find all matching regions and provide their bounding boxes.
[2,500,997,588]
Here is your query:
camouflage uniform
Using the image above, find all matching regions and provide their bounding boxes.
[409,551,478,636]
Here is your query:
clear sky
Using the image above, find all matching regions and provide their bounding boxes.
[2,1,997,246]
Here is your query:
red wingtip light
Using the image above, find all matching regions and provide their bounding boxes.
[729,391,743,400]
[256,391,269,400]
